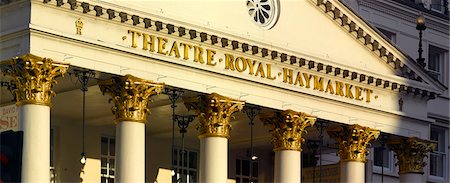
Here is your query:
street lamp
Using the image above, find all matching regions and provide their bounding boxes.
[416,14,426,68]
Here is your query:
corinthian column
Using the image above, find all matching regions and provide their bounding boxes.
[260,110,316,183]
[387,137,436,183]
[183,93,244,183]
[1,54,69,182]
[99,75,164,183]
[327,124,380,183]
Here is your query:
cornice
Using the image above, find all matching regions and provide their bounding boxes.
[358,0,449,35]
[34,0,440,100]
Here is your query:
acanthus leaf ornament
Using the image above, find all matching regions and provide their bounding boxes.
[183,93,245,138]
[387,137,436,174]
[0,54,69,106]
[98,74,164,123]
[260,110,317,151]
[327,124,380,162]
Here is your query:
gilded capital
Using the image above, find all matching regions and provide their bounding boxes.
[98,74,164,123]
[387,137,436,174]
[260,110,316,151]
[0,54,69,106]
[327,124,380,162]
[183,93,245,138]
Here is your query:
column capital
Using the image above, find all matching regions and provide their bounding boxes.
[1,54,69,106]
[327,124,380,162]
[183,93,244,138]
[99,74,164,123]
[387,137,436,174]
[260,109,316,151]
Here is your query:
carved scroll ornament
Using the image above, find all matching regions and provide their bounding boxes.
[183,93,245,138]
[327,124,380,162]
[260,110,317,151]
[1,54,69,106]
[387,137,436,174]
[99,74,164,123]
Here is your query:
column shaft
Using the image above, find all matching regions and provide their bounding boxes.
[99,74,164,183]
[1,54,68,182]
[183,93,244,183]
[327,124,379,183]
[260,110,316,183]
[340,161,365,183]
[115,121,145,182]
[199,137,228,183]
[274,150,300,183]
[20,104,50,182]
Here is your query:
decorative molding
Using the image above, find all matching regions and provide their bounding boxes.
[387,137,437,174]
[260,109,317,151]
[0,54,69,106]
[183,93,245,139]
[327,124,380,162]
[98,74,164,123]
[37,0,438,99]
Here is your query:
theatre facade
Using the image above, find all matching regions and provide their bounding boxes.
[0,0,448,183]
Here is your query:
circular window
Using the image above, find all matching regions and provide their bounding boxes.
[246,0,280,29]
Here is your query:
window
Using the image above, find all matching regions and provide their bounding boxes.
[428,45,447,83]
[430,0,445,13]
[430,126,447,178]
[236,158,258,183]
[374,147,391,169]
[172,148,198,183]
[377,28,397,43]
[50,128,56,183]
[101,136,115,183]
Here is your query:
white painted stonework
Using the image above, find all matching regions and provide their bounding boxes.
[0,0,448,182]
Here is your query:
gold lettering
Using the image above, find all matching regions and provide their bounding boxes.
[335,81,344,96]
[313,75,325,91]
[325,80,334,94]
[247,59,257,75]
[345,84,354,99]
[294,71,304,87]
[206,49,216,66]
[157,37,168,55]
[355,86,363,101]
[193,46,204,64]
[266,64,276,80]
[128,30,142,48]
[235,57,247,72]
[142,33,155,52]
[224,53,235,71]
[255,63,265,78]
[180,43,192,60]
[364,88,373,103]
[168,41,180,58]
[283,68,293,84]
[303,73,312,88]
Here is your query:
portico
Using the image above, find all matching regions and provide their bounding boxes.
[0,0,446,183]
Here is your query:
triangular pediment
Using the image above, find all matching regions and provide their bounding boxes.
[102,0,445,95]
